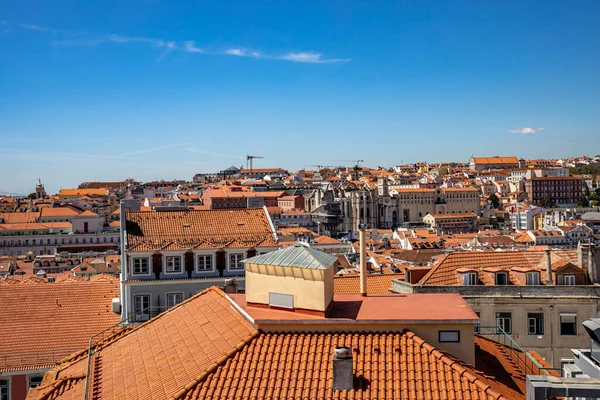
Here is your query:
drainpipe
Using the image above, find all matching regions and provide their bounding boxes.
[359,223,367,296]
[545,247,553,285]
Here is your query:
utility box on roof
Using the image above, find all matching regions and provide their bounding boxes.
[112,298,121,313]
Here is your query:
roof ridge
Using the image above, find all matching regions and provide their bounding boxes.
[35,373,85,400]
[170,329,261,400]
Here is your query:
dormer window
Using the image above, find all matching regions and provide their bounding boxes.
[557,274,576,285]
[495,272,508,285]
[461,272,477,285]
[526,271,540,285]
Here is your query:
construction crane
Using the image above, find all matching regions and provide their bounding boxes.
[333,159,364,167]
[246,154,264,171]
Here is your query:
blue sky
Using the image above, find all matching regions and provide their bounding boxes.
[1,1,599,195]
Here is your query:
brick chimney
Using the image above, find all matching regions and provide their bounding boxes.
[332,346,353,391]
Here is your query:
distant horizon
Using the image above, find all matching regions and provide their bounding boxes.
[2,1,599,196]
[1,150,597,197]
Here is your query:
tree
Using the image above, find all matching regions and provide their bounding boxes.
[487,194,500,209]
[538,196,557,208]
[577,195,589,207]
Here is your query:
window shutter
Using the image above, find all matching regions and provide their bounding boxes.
[560,313,576,323]
[184,251,194,275]
[152,253,162,278]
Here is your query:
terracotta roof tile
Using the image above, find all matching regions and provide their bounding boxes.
[0,277,120,372]
[126,208,277,251]
[334,273,404,295]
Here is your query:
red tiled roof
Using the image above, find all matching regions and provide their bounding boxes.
[419,250,579,286]
[0,276,120,372]
[334,273,404,295]
[31,288,527,400]
[472,157,518,165]
[125,208,277,251]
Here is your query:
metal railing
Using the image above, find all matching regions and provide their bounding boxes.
[82,306,169,400]
[0,349,80,371]
[478,326,560,376]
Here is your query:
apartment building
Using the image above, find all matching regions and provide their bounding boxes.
[470,156,519,171]
[391,244,600,367]
[120,206,279,321]
[525,176,583,206]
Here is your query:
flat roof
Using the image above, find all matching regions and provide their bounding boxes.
[229,293,478,324]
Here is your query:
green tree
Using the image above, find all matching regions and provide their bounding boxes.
[487,194,500,209]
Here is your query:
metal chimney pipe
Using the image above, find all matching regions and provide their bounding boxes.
[333,346,353,391]
[359,224,368,297]
[545,247,553,285]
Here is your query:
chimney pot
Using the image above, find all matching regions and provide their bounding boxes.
[333,346,353,391]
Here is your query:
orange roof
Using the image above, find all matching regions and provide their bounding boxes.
[419,250,579,286]
[0,276,120,372]
[31,288,526,400]
[472,157,518,165]
[40,207,81,218]
[0,222,71,231]
[313,235,341,244]
[0,212,40,223]
[334,273,404,295]
[125,208,277,251]
[59,188,108,197]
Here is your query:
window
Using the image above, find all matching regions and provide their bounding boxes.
[29,375,43,389]
[438,330,460,343]
[197,255,213,271]
[166,292,183,308]
[165,256,182,273]
[528,313,544,335]
[562,274,576,285]
[462,272,477,285]
[134,295,150,322]
[474,312,481,334]
[495,272,508,285]
[560,313,577,335]
[0,379,8,400]
[132,258,149,274]
[526,272,540,285]
[496,312,512,334]
[229,253,244,270]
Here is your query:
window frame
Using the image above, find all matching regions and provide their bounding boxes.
[495,272,508,285]
[0,378,9,400]
[133,294,151,322]
[496,312,512,334]
[526,271,540,286]
[196,254,214,273]
[560,313,577,336]
[527,313,544,335]
[438,330,461,343]
[132,257,150,275]
[462,272,477,285]
[166,292,184,308]
[474,311,481,334]
[28,375,44,390]
[228,252,245,271]
[164,255,182,274]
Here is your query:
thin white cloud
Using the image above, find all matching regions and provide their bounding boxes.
[19,23,58,34]
[117,142,194,157]
[186,148,244,160]
[184,41,203,53]
[509,127,546,135]
[225,48,248,57]
[22,24,350,64]
[278,52,350,63]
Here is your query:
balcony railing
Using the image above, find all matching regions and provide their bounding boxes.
[478,326,560,376]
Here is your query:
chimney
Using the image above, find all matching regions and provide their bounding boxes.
[359,224,367,297]
[545,247,553,285]
[332,346,353,391]
[223,278,238,294]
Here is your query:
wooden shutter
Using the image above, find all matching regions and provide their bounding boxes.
[152,253,162,279]
[185,251,194,278]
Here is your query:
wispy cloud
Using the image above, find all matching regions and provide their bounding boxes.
[186,148,244,160]
[509,127,546,135]
[22,23,350,64]
[223,48,349,63]
[184,41,203,53]
[117,142,193,157]
[19,23,58,34]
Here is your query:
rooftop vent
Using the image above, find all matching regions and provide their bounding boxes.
[333,346,353,391]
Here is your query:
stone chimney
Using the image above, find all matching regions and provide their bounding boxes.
[223,278,238,294]
[359,224,367,297]
[545,247,553,285]
[332,346,353,391]
[579,243,599,284]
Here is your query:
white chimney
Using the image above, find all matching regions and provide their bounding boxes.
[359,224,367,297]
